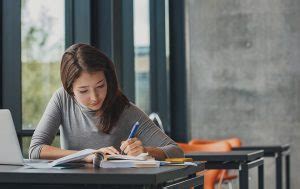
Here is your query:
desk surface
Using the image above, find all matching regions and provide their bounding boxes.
[185,150,264,162]
[233,144,290,156]
[0,163,204,185]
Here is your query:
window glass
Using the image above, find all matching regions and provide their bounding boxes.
[21,0,65,129]
[133,0,150,114]
[165,0,171,133]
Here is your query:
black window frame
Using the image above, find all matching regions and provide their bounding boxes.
[1,0,22,143]
[149,0,170,134]
[169,0,189,142]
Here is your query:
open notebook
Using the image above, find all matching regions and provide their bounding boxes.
[94,152,160,168]
[25,149,159,169]
[25,149,96,169]
[106,153,153,161]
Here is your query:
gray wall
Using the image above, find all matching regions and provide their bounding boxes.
[186,0,300,188]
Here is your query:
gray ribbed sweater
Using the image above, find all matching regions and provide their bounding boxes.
[29,87,183,159]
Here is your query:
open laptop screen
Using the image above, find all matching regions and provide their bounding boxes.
[0,109,26,165]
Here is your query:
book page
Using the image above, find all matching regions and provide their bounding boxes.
[49,149,96,167]
[106,153,153,161]
[25,149,95,169]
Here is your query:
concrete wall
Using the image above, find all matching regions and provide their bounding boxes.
[186,0,300,188]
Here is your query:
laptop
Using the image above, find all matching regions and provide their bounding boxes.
[0,109,49,165]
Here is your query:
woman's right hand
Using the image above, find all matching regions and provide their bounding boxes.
[83,146,120,163]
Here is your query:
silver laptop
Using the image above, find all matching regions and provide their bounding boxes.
[0,109,49,165]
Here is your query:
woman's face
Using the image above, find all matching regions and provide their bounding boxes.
[72,71,107,111]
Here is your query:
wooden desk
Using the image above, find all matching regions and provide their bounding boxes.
[186,150,264,189]
[233,144,290,189]
[0,163,204,189]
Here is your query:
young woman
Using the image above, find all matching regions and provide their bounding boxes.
[29,43,183,162]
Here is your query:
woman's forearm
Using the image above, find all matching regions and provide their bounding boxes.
[39,145,77,160]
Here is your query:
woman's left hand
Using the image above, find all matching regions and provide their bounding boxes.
[120,137,145,156]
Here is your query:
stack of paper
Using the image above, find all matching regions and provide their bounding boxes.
[100,159,160,168]
[97,153,159,168]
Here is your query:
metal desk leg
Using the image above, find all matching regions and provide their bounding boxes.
[239,163,249,189]
[276,152,282,189]
[286,154,290,189]
[258,163,264,189]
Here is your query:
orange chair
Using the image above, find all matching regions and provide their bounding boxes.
[189,138,242,188]
[189,137,242,148]
[177,141,232,189]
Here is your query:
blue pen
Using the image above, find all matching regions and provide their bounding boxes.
[128,121,140,139]
[121,121,139,155]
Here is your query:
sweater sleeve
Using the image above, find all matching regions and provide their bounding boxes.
[130,105,184,158]
[28,89,63,159]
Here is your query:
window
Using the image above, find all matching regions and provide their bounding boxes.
[164,0,171,133]
[1,0,176,157]
[133,0,170,133]
[21,0,64,157]
[133,0,151,114]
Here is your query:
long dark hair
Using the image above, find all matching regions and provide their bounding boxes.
[60,43,129,133]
